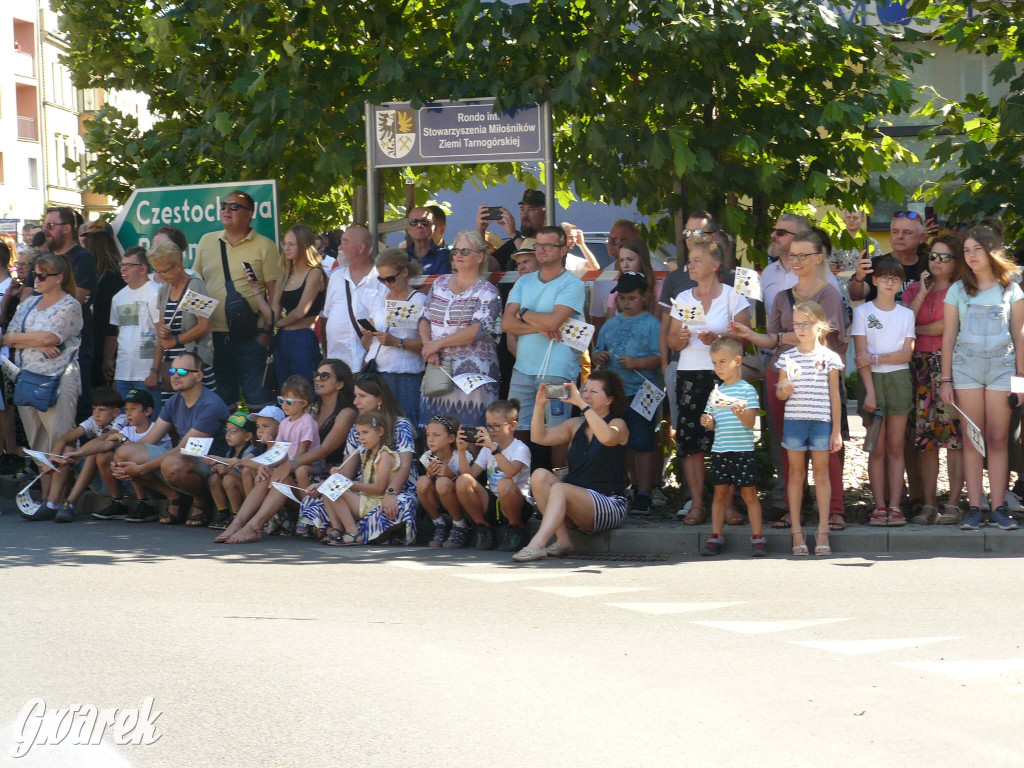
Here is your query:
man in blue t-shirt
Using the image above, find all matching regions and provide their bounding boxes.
[503,225,586,467]
[111,350,230,524]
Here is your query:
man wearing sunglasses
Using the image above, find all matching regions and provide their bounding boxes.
[111,351,230,524]
[848,210,927,303]
[404,207,451,275]
[43,206,99,420]
[194,190,280,410]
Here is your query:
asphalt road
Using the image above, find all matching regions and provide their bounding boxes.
[1,510,1022,767]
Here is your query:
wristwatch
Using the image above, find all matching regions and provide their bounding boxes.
[290,459,299,468]
[385,487,397,495]
[149,367,159,374]
[398,338,405,350]
[492,445,502,455]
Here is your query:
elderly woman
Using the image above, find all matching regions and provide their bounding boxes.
[667,237,750,526]
[3,253,83,468]
[418,231,501,428]
[513,371,630,562]
[145,240,217,400]
[360,248,425,425]
[732,229,848,530]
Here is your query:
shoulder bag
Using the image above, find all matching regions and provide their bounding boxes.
[220,240,259,340]
[13,298,64,411]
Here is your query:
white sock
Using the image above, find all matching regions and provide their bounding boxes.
[453,519,468,528]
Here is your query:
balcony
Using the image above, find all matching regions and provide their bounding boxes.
[13,50,35,79]
[17,116,38,141]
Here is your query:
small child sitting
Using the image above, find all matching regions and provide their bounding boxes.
[207,411,259,531]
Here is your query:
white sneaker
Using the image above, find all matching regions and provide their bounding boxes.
[651,487,667,508]
[676,500,693,518]
[1005,491,1023,513]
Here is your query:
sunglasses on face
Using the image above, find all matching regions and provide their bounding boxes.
[928,252,954,263]
[408,218,431,227]
[893,210,923,220]
[34,272,60,281]
[169,367,199,376]
[313,371,334,381]
[377,274,400,284]
[220,202,251,212]
[770,228,796,237]
[278,396,307,407]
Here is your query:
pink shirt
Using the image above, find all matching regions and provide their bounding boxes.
[278,413,321,458]
[901,281,948,354]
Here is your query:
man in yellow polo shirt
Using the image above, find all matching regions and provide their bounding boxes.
[194,189,281,409]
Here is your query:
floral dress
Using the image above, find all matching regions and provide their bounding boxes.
[418,275,501,428]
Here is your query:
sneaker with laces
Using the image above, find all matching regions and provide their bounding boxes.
[428,520,449,548]
[442,526,467,549]
[92,498,128,520]
[676,500,693,519]
[475,526,496,551]
[961,506,984,531]
[886,508,907,526]
[651,487,667,508]
[125,501,158,523]
[868,507,888,526]
[1003,491,1023,513]
[988,506,1019,531]
[54,500,75,524]
[630,494,652,515]
[22,501,56,521]
[498,526,525,552]
[751,536,767,558]
[701,534,725,556]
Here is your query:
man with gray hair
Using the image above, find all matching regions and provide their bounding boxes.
[847,210,927,302]
[322,224,385,372]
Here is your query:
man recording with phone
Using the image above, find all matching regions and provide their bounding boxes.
[502,226,585,469]
[476,189,547,270]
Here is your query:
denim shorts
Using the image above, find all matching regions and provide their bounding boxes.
[623,405,658,452]
[781,419,832,452]
[952,347,1015,391]
[507,370,572,426]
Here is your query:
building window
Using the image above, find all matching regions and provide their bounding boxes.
[27,158,38,188]
[0,152,5,184]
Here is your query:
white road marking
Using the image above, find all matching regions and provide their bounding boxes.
[790,637,960,655]
[452,571,568,583]
[605,601,745,614]
[529,586,651,598]
[897,659,1024,680]
[691,618,851,634]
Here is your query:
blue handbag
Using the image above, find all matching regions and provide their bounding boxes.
[12,297,64,411]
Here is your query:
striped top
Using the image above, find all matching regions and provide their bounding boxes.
[704,380,759,453]
[775,345,844,422]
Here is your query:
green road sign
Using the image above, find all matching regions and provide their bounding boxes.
[111,180,279,268]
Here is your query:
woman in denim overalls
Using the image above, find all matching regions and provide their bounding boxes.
[940,226,1024,531]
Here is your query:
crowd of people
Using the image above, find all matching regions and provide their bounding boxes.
[4,189,1023,562]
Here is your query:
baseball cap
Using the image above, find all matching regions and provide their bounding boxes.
[519,190,545,207]
[248,405,285,423]
[123,389,155,409]
[228,411,257,433]
[611,271,647,294]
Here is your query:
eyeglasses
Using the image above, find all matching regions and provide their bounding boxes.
[220,202,251,212]
[876,276,903,285]
[534,243,564,252]
[605,236,627,245]
[34,272,60,281]
[278,396,307,407]
[893,210,923,220]
[43,222,68,231]
[153,264,176,275]
[313,371,334,381]
[485,423,512,431]
[168,367,199,376]
[928,252,954,263]
[682,228,714,238]
[408,218,432,227]
[377,274,400,284]
[793,321,816,330]
[450,248,482,256]
[770,228,796,237]
[119,262,145,269]
[14,261,30,269]
[225,427,245,435]
[789,252,821,262]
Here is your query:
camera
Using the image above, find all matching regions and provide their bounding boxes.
[486,206,503,221]
[545,384,569,400]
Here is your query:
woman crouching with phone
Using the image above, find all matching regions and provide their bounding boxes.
[512,371,630,562]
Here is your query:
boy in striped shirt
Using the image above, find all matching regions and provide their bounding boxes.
[700,335,766,557]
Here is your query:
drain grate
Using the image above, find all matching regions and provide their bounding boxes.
[566,553,668,562]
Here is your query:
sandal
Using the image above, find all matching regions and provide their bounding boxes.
[912,504,938,526]
[814,532,832,556]
[682,506,707,526]
[321,527,343,546]
[937,504,961,525]
[185,500,211,527]
[772,513,792,529]
[725,510,745,526]
[791,531,809,556]
[828,513,846,531]
[159,496,191,525]
[340,531,361,546]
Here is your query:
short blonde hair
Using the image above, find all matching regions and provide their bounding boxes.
[148,239,184,268]
[452,231,489,276]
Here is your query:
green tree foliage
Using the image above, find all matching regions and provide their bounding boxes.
[910,0,1024,241]
[56,1,921,247]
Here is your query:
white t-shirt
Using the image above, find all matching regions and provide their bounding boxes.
[420,449,472,475]
[775,345,844,422]
[366,291,427,374]
[473,438,532,503]
[675,285,749,371]
[122,422,173,451]
[851,301,915,373]
[109,281,162,381]
[80,413,128,440]
[322,266,386,374]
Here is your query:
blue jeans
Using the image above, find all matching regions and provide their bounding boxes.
[115,380,163,421]
[213,333,272,409]
[273,328,322,388]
